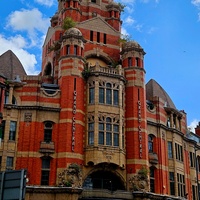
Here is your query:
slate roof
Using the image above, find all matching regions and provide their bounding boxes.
[0,50,26,80]
[146,79,176,109]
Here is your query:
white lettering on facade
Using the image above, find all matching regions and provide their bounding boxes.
[138,100,142,158]
[72,91,77,151]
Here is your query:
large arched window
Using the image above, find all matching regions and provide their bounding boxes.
[83,167,125,191]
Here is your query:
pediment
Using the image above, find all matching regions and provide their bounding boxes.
[77,17,119,36]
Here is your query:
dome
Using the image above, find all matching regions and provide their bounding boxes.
[146,79,176,109]
[123,41,141,49]
[64,27,82,37]
[51,12,58,20]
[121,41,145,55]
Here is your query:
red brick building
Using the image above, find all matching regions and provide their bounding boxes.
[0,0,200,200]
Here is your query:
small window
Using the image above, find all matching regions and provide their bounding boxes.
[91,0,96,3]
[169,172,175,195]
[103,33,107,44]
[97,32,100,43]
[106,83,112,105]
[98,123,104,145]
[99,87,105,104]
[113,124,119,146]
[6,157,13,170]
[88,122,94,145]
[74,45,78,55]
[9,121,17,141]
[89,87,95,104]
[128,57,132,67]
[148,135,154,153]
[90,31,93,41]
[135,57,139,66]
[168,141,173,158]
[41,157,51,185]
[150,167,155,192]
[0,120,5,140]
[4,91,9,104]
[66,45,70,55]
[44,121,53,142]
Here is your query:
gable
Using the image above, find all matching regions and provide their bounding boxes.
[77,17,119,36]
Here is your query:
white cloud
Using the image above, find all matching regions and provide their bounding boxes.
[188,119,199,133]
[34,0,55,7]
[124,16,135,25]
[6,8,50,47]
[192,0,200,7]
[0,34,39,75]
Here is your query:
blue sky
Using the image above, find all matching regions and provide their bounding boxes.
[0,0,200,131]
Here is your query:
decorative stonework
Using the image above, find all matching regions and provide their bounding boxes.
[58,163,82,188]
[24,112,32,122]
[129,168,149,192]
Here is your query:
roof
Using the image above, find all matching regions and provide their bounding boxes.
[0,50,26,80]
[146,79,176,109]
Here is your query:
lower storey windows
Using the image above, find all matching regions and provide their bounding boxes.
[177,173,185,197]
[41,157,51,185]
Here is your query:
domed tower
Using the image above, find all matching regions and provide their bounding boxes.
[58,0,81,23]
[56,27,86,171]
[106,1,122,31]
[121,41,149,188]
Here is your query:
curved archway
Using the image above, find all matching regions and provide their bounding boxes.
[44,62,52,76]
[83,169,125,191]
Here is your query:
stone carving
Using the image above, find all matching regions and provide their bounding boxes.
[24,113,32,122]
[58,163,82,188]
[129,167,149,192]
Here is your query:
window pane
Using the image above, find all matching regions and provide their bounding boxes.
[41,170,50,185]
[99,88,104,103]
[44,122,53,142]
[114,133,119,146]
[88,131,94,145]
[6,157,13,170]
[9,121,16,140]
[168,141,173,158]
[106,132,112,145]
[106,123,111,131]
[0,120,5,140]
[89,88,95,104]
[98,132,104,145]
[106,89,111,104]
[89,123,94,130]
[99,123,104,130]
[42,158,50,169]
[113,90,119,105]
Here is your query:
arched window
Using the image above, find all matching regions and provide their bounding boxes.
[44,121,53,143]
[44,62,52,76]
[148,134,154,153]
